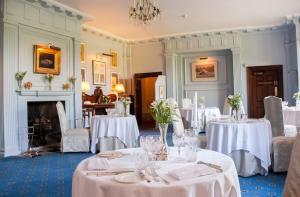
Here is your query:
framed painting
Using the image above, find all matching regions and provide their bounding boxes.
[191,61,218,82]
[110,50,117,68]
[34,45,61,75]
[81,67,86,82]
[92,60,106,85]
[80,43,86,64]
[111,72,119,90]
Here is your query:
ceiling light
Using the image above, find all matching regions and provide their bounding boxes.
[129,0,161,25]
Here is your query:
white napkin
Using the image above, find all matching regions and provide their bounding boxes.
[168,164,217,180]
[87,158,109,170]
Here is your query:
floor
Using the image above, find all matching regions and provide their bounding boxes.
[0,131,287,197]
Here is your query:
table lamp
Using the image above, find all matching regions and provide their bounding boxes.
[114,83,125,99]
[81,81,91,94]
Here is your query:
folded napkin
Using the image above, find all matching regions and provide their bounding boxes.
[168,164,217,180]
[87,158,109,170]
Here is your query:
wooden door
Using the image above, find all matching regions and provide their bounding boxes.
[247,65,283,118]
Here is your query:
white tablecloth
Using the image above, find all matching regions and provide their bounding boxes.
[283,107,300,128]
[73,148,241,197]
[206,119,272,174]
[180,107,221,128]
[90,115,140,153]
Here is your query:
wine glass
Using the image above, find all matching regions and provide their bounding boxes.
[172,133,185,157]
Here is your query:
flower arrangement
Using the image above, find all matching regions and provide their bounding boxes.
[24,82,32,90]
[68,76,76,90]
[227,93,241,110]
[149,99,175,125]
[120,97,132,116]
[45,74,54,90]
[101,95,111,104]
[15,71,27,90]
[293,92,300,101]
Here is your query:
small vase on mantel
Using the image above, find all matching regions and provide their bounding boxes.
[48,82,52,91]
[157,123,168,161]
[17,80,22,91]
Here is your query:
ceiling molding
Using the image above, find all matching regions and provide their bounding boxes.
[25,0,94,22]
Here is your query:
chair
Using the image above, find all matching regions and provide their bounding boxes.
[56,102,90,152]
[167,98,185,136]
[264,96,297,172]
[223,97,245,115]
[182,98,192,109]
[97,136,126,152]
[283,133,300,197]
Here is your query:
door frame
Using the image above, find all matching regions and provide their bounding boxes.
[247,65,283,118]
[134,72,162,125]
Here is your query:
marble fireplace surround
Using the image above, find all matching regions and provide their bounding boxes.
[17,91,74,153]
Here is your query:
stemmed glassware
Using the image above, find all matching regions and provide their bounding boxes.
[172,133,185,158]
[140,135,163,161]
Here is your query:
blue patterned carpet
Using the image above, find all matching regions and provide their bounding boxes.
[0,131,287,197]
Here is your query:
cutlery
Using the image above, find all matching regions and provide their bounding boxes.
[197,161,223,172]
[150,169,170,184]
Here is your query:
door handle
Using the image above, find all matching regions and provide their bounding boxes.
[274,86,278,96]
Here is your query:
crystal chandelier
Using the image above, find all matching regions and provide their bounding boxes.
[129,0,161,25]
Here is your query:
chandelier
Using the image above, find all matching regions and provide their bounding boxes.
[129,0,161,25]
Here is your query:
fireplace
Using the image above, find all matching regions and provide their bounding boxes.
[27,101,64,151]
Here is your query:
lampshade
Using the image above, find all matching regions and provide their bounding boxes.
[114,83,125,93]
[81,81,90,93]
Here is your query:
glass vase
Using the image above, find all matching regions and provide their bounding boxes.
[156,123,168,160]
[231,108,240,121]
[48,81,52,91]
[17,80,22,91]
[296,100,300,109]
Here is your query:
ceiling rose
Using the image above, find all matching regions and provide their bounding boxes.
[129,0,161,25]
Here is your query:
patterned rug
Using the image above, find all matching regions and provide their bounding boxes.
[0,131,286,197]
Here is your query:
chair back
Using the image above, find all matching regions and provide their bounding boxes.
[56,101,68,135]
[97,137,126,152]
[167,98,185,136]
[283,133,300,197]
[182,98,192,109]
[115,101,124,115]
[223,97,245,115]
[263,96,284,137]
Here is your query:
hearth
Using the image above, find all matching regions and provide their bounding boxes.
[27,101,64,151]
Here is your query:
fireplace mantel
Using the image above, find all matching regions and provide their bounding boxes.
[16,90,74,97]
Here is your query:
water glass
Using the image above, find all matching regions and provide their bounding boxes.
[133,151,149,171]
[172,133,185,157]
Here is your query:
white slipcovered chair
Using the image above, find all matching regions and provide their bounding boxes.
[56,102,90,152]
[264,96,297,172]
[167,98,184,136]
[182,98,192,109]
[223,97,245,115]
[283,133,300,197]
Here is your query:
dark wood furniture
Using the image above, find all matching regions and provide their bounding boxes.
[83,103,115,116]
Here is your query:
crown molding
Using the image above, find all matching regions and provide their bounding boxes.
[25,0,94,22]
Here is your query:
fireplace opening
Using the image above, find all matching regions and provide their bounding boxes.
[27,101,64,151]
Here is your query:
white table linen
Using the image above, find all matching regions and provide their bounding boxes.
[72,148,241,197]
[283,107,300,128]
[180,107,221,129]
[206,119,272,174]
[90,115,140,153]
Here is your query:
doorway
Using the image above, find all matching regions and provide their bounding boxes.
[247,65,283,118]
[134,72,162,129]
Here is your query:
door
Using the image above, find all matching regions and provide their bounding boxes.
[247,65,283,118]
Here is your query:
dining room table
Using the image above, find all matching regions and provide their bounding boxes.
[72,148,241,197]
[206,118,272,177]
[283,106,300,128]
[90,115,140,153]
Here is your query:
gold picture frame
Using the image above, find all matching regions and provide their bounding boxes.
[93,60,106,85]
[191,61,218,82]
[34,45,61,75]
[111,72,119,90]
[110,50,117,68]
[80,43,86,64]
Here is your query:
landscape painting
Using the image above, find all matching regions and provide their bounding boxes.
[191,61,218,82]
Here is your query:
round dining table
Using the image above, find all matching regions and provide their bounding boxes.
[90,115,140,153]
[206,119,272,176]
[72,148,241,197]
